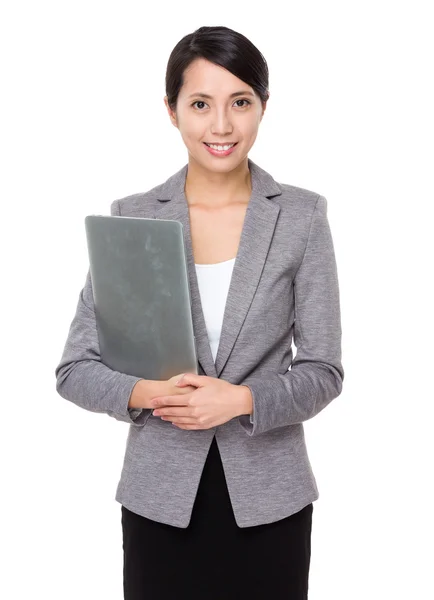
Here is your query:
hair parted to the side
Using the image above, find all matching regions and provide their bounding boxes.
[165,26,270,112]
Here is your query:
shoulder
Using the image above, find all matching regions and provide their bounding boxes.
[110,181,165,216]
[273,180,326,218]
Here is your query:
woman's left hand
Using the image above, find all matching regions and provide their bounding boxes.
[150,373,243,430]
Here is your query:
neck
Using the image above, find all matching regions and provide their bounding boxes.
[184,157,252,208]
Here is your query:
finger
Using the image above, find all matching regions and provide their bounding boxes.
[175,373,207,388]
[161,416,197,424]
[151,396,189,408]
[154,408,191,417]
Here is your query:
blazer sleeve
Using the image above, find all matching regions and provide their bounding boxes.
[238,195,344,436]
[54,199,152,427]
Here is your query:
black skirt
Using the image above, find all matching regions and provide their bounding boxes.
[121,434,313,600]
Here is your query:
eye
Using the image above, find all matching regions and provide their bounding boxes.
[191,98,251,110]
[234,99,251,108]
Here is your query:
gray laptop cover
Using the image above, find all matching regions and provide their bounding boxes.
[84,215,198,381]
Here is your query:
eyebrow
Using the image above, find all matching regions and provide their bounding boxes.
[187,90,255,99]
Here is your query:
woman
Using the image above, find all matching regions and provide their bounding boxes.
[55,25,344,599]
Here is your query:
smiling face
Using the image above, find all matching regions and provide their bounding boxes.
[164,58,266,174]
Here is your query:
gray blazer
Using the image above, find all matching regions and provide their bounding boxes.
[55,158,344,528]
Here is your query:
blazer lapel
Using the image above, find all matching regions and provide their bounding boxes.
[153,158,282,379]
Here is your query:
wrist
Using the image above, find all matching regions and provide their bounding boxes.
[129,379,166,410]
[234,385,253,418]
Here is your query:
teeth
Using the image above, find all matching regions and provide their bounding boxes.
[206,143,235,151]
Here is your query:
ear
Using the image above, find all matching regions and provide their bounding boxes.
[260,97,268,121]
[164,96,178,128]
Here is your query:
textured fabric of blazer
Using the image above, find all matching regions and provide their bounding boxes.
[54,158,344,528]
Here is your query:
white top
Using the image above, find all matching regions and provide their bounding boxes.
[194,257,236,363]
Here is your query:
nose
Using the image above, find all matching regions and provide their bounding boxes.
[210,107,233,137]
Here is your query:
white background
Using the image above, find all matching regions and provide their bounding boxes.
[1,1,433,598]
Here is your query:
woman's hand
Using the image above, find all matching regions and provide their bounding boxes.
[150,373,243,430]
[166,373,197,396]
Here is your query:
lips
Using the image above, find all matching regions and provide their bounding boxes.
[204,143,238,148]
[203,142,237,158]
[203,142,238,157]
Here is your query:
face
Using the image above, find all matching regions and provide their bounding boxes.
[164,58,267,173]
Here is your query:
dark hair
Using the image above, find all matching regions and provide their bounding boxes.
[165,26,270,112]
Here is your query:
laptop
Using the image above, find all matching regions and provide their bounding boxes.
[84,215,198,381]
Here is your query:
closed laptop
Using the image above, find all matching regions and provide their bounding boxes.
[84,215,198,381]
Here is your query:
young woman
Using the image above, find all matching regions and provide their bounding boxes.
[55,25,344,599]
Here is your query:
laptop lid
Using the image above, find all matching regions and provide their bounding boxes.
[84,215,198,381]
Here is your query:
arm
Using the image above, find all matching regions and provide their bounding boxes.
[54,199,154,426]
[238,195,344,437]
